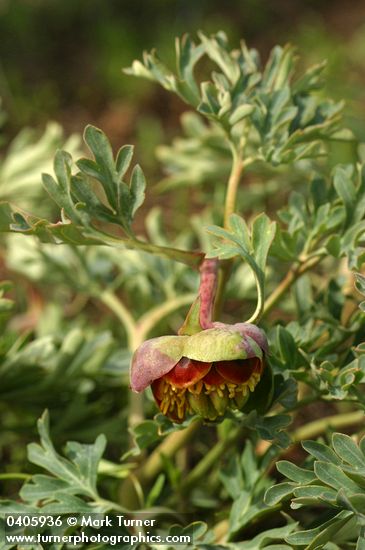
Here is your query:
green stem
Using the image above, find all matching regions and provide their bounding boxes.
[214,410,365,544]
[122,419,202,509]
[128,394,145,430]
[133,239,204,268]
[213,261,232,319]
[263,254,324,317]
[97,289,143,430]
[283,394,320,413]
[98,289,136,348]
[172,404,363,501]
[178,425,244,496]
[0,473,31,481]
[223,147,243,229]
[245,271,264,324]
[214,145,244,316]
[137,293,196,340]
[291,410,364,442]
[138,419,202,486]
[97,230,204,268]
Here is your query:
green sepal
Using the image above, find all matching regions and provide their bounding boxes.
[184,328,251,362]
[178,296,202,335]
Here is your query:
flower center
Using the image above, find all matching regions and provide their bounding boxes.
[156,367,262,422]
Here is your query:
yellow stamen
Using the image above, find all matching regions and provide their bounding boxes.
[157,368,261,420]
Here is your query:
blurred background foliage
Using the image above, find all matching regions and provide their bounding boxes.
[1,0,365,140]
[1,0,365,229]
[1,0,365,528]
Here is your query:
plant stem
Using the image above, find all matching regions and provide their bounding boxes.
[178,425,244,495]
[138,419,202,486]
[214,410,365,544]
[283,394,320,413]
[176,409,364,503]
[263,254,324,317]
[122,419,202,509]
[137,293,196,340]
[99,289,136,348]
[133,239,204,268]
[0,473,31,480]
[213,261,233,319]
[223,147,243,229]
[291,410,364,442]
[125,146,244,499]
[97,289,144,430]
[100,231,204,268]
[214,146,244,316]
[245,270,265,324]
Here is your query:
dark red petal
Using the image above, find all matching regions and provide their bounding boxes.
[216,357,261,384]
[164,357,211,388]
[151,378,164,403]
[202,366,226,386]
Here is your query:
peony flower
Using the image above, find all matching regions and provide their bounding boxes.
[130,259,269,422]
[130,323,267,422]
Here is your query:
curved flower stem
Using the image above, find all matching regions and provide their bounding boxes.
[123,144,246,508]
[212,261,232,319]
[245,270,264,324]
[96,288,145,430]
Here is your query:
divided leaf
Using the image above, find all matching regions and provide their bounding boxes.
[22,411,107,507]
[127,31,351,165]
[265,433,365,549]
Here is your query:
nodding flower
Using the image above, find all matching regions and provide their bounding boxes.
[130,259,268,422]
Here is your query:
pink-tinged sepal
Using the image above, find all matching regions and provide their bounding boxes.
[130,335,187,392]
[129,257,271,421]
[232,323,269,354]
